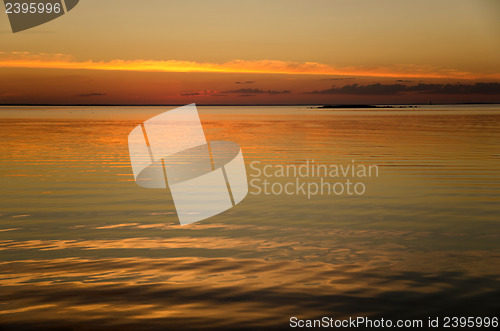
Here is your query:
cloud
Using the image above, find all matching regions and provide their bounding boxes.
[267,90,290,95]
[235,81,255,84]
[179,90,221,97]
[306,83,500,95]
[223,88,265,94]
[222,88,290,94]
[2,52,499,79]
[178,88,290,97]
[180,92,201,96]
[0,92,21,97]
[307,84,406,95]
[397,80,413,82]
[322,77,356,81]
[77,93,106,97]
[427,83,500,94]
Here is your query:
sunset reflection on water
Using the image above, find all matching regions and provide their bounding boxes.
[1,105,499,329]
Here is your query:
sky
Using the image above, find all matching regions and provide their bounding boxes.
[1,0,500,104]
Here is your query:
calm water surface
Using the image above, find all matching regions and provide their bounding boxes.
[0,105,499,329]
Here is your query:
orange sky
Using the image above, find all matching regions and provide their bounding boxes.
[1,0,499,104]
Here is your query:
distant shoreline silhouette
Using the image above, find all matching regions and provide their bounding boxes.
[315,104,417,109]
[0,103,498,107]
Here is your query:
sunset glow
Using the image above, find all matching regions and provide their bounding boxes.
[1,0,499,104]
[1,1,500,329]
[1,52,494,80]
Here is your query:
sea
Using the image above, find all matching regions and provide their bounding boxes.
[0,105,499,329]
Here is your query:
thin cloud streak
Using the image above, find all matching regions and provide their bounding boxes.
[1,52,498,80]
[222,88,290,94]
[77,93,106,97]
[179,89,290,97]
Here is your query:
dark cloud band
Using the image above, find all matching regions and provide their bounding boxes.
[307,83,500,95]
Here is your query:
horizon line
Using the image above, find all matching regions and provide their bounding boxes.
[1,103,499,107]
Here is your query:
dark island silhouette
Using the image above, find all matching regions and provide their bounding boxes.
[315,104,417,109]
